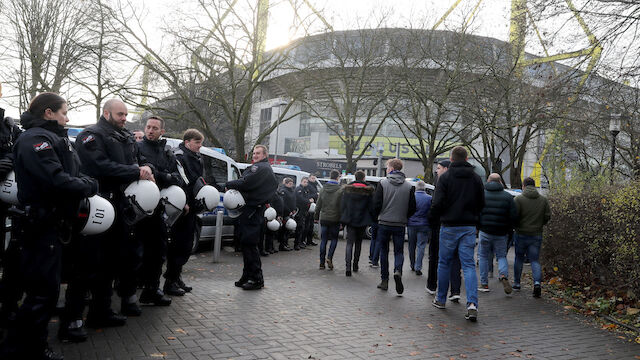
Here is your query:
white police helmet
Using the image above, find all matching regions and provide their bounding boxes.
[223,189,245,218]
[267,219,281,231]
[76,195,115,235]
[0,171,19,205]
[195,185,220,213]
[123,180,160,225]
[285,218,297,231]
[160,185,186,227]
[264,207,277,221]
[308,202,316,214]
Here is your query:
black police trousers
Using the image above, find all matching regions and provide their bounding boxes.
[294,213,307,246]
[304,212,315,243]
[1,224,61,357]
[136,213,167,290]
[239,205,264,282]
[165,211,196,282]
[0,216,24,322]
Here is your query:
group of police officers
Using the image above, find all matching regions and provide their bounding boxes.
[0,94,240,360]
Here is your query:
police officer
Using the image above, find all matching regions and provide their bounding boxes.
[0,93,98,360]
[277,178,295,251]
[227,145,277,290]
[294,177,312,250]
[0,109,22,329]
[164,129,205,295]
[305,174,319,246]
[136,116,183,305]
[62,99,154,336]
[264,186,284,254]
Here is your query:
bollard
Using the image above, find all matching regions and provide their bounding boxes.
[212,209,223,262]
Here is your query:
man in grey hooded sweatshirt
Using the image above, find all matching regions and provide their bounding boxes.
[373,158,416,294]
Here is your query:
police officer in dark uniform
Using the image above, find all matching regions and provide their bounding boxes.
[227,145,277,290]
[294,177,312,250]
[136,116,183,305]
[164,129,205,295]
[0,109,23,329]
[61,99,154,337]
[263,188,284,254]
[305,174,319,246]
[0,93,98,360]
[277,178,295,251]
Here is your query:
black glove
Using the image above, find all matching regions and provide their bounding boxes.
[0,158,13,180]
[83,177,99,197]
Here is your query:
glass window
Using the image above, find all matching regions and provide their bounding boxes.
[203,156,228,187]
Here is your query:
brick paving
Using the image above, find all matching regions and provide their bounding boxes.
[54,239,639,360]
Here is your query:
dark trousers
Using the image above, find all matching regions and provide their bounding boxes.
[0,216,24,320]
[294,213,307,246]
[115,218,142,300]
[346,226,365,270]
[378,224,405,280]
[277,224,289,248]
[264,226,276,252]
[304,212,315,243]
[427,225,439,291]
[165,211,197,282]
[239,205,264,282]
[137,213,167,289]
[1,226,61,357]
[369,223,380,264]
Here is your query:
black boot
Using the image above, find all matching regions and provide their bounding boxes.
[140,289,172,306]
[235,276,248,288]
[241,279,264,290]
[164,281,186,296]
[176,277,192,292]
[85,310,127,328]
[42,347,64,360]
[121,300,142,316]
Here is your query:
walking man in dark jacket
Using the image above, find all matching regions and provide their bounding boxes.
[514,177,551,298]
[314,170,343,270]
[278,178,295,251]
[407,180,432,276]
[227,145,278,290]
[478,173,517,294]
[341,170,374,277]
[294,177,313,250]
[429,146,484,322]
[305,174,319,246]
[374,159,416,295]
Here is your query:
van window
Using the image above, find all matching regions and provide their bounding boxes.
[230,164,240,180]
[274,173,298,186]
[203,156,228,187]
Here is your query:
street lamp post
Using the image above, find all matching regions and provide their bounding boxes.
[272,100,288,164]
[610,114,621,185]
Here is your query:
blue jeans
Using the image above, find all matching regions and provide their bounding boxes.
[407,225,430,271]
[478,232,508,285]
[319,223,340,264]
[369,223,380,265]
[436,226,478,306]
[514,233,542,286]
[378,224,405,280]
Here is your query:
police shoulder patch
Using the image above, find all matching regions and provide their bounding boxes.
[33,141,52,152]
[82,134,95,144]
[251,165,258,172]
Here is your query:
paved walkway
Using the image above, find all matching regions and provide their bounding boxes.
[55,240,639,359]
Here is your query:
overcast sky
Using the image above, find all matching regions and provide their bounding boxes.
[0,0,601,126]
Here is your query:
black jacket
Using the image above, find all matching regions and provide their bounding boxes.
[428,161,485,227]
[0,109,22,161]
[278,184,296,216]
[173,142,203,206]
[340,181,375,227]
[137,137,183,189]
[13,112,97,216]
[478,181,517,235]
[307,180,319,201]
[295,184,312,215]
[226,157,277,206]
[268,190,284,216]
[75,116,145,194]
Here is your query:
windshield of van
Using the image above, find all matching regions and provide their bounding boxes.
[203,156,229,188]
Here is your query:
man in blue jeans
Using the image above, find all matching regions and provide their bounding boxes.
[407,181,431,276]
[373,159,416,294]
[429,146,484,321]
[478,173,518,294]
[514,177,550,298]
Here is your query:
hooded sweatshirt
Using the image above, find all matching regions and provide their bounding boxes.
[514,185,551,236]
[428,161,485,227]
[373,171,416,227]
[314,181,343,223]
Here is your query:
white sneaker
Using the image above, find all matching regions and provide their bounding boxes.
[425,285,436,295]
[465,303,478,322]
[448,294,461,302]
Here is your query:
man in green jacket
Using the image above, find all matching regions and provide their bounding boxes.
[514,177,551,298]
[314,170,343,270]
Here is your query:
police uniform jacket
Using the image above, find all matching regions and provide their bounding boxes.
[137,137,184,189]
[307,180,319,202]
[75,116,147,195]
[226,158,277,207]
[13,112,97,215]
[278,184,295,216]
[0,109,22,161]
[174,142,203,207]
[268,190,284,217]
[295,184,311,215]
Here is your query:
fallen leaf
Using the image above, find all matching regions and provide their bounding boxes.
[460,355,468,358]
[167,336,176,340]
[427,323,434,329]
[150,353,166,358]
[627,308,640,315]
[563,305,576,310]
[409,351,420,356]
[387,343,393,346]
[483,345,491,349]
[175,328,188,334]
